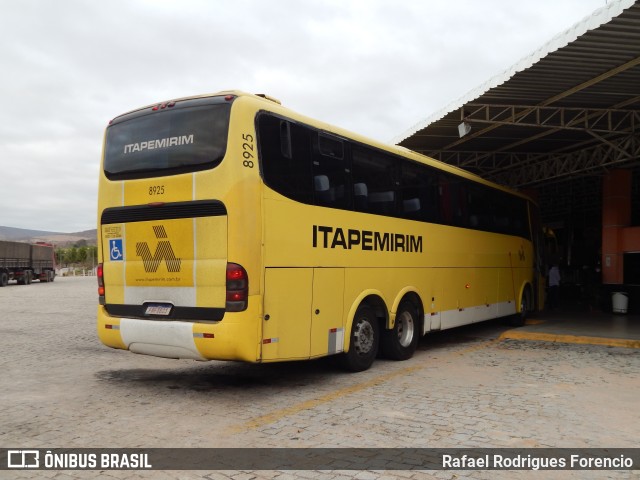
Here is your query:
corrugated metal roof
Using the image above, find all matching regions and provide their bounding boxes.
[394,0,640,200]
[394,0,638,146]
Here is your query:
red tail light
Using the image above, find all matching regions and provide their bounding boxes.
[97,263,105,298]
[226,263,248,312]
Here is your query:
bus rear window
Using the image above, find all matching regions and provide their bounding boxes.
[104,103,231,180]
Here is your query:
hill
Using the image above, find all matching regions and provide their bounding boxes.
[0,226,97,246]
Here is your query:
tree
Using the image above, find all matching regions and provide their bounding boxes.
[55,245,98,270]
[55,248,66,266]
[66,247,78,265]
[77,246,88,264]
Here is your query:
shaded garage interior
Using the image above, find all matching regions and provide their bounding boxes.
[395,0,640,313]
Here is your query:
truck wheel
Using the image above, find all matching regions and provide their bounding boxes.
[381,301,419,361]
[339,304,380,372]
[0,272,8,287]
[25,271,32,285]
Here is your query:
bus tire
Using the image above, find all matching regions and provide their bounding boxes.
[340,304,380,372]
[510,287,531,327]
[381,301,419,361]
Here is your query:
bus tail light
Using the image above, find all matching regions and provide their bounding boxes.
[226,263,248,312]
[97,263,105,300]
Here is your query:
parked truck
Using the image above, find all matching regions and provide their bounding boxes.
[0,241,56,286]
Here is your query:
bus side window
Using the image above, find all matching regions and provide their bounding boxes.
[318,133,344,159]
[312,133,347,208]
[258,114,313,204]
[352,146,397,216]
[442,177,468,228]
[280,120,292,159]
[400,160,440,222]
[468,183,493,231]
[438,176,453,224]
[314,175,334,204]
[353,182,369,212]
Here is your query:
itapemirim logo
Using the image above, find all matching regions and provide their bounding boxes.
[135,225,182,273]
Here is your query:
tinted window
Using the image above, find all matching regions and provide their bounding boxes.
[105,104,230,179]
[313,133,347,208]
[318,133,344,159]
[463,180,529,237]
[256,113,530,240]
[438,175,468,228]
[258,115,313,203]
[352,146,397,215]
[467,182,494,231]
[504,193,530,238]
[400,161,440,222]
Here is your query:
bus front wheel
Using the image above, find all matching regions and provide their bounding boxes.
[381,301,419,361]
[510,287,531,327]
[340,304,380,372]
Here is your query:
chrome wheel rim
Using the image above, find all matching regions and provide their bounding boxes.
[396,310,415,347]
[353,320,374,355]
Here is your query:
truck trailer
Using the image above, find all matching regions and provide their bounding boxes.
[0,241,56,286]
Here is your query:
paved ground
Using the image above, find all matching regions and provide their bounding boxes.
[1,277,639,479]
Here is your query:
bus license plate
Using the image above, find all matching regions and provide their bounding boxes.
[145,304,173,316]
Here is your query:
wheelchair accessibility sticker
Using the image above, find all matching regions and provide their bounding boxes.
[109,239,124,261]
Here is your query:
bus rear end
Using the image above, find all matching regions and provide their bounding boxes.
[97,93,260,362]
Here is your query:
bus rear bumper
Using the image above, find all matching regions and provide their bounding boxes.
[97,302,260,362]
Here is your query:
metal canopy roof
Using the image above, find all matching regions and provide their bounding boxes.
[395,0,640,210]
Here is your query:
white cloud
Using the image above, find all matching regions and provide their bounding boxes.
[0,0,606,231]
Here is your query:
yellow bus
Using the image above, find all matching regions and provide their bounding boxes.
[97,90,543,371]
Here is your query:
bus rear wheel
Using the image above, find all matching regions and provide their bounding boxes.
[382,301,419,360]
[339,304,380,372]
